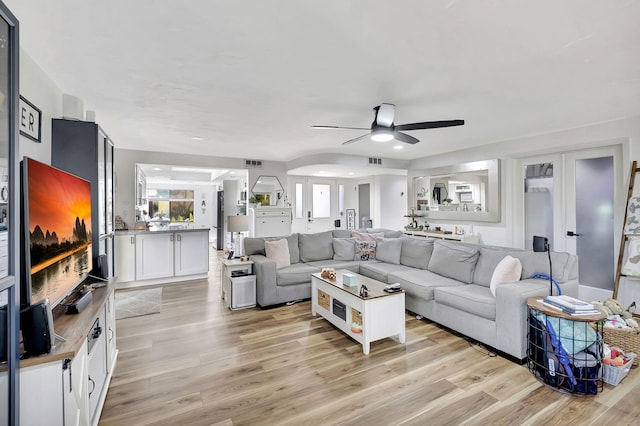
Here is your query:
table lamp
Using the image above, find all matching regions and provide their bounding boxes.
[227,215,248,256]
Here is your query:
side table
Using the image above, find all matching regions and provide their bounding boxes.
[526,296,605,395]
[221,258,255,310]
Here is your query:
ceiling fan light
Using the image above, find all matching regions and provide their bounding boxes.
[371,129,394,142]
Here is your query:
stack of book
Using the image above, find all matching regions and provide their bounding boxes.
[542,295,601,316]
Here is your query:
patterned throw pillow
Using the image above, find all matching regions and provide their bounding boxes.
[355,241,376,261]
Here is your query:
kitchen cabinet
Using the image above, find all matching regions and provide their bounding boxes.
[136,232,175,280]
[115,234,136,282]
[174,231,209,276]
[116,229,210,287]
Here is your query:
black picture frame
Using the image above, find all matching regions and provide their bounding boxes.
[19,95,42,143]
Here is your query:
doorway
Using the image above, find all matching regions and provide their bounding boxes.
[358,183,371,229]
[522,145,621,291]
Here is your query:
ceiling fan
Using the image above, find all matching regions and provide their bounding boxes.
[312,103,464,145]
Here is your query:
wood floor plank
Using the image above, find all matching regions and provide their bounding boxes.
[99,250,640,425]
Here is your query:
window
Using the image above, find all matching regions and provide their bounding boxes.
[148,188,195,222]
[295,183,303,218]
[312,184,331,218]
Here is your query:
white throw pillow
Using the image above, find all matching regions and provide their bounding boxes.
[265,238,290,269]
[489,255,522,297]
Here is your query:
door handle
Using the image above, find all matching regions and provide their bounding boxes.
[566,231,582,237]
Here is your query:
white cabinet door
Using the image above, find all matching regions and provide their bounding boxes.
[18,362,65,425]
[175,231,209,276]
[88,315,107,422]
[105,291,117,373]
[115,234,136,282]
[135,233,174,280]
[64,340,90,426]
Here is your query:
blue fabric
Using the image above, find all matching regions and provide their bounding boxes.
[532,311,598,355]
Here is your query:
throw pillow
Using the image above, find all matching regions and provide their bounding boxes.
[351,230,385,241]
[355,241,377,261]
[489,255,522,296]
[265,238,291,269]
[622,236,640,276]
[375,237,402,264]
[333,238,356,261]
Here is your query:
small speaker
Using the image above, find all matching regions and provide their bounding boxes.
[96,254,109,279]
[66,291,93,315]
[21,299,55,356]
[334,219,341,228]
[533,236,548,253]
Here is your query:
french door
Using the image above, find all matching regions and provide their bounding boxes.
[291,178,336,234]
[521,145,622,291]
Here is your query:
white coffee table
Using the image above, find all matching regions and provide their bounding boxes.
[311,270,405,355]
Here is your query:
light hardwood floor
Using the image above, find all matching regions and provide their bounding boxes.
[100,251,640,425]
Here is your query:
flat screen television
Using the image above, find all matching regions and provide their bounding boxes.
[21,157,92,308]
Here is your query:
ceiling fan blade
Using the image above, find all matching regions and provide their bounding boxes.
[393,132,420,144]
[395,119,465,131]
[342,133,371,145]
[312,125,370,130]
[374,103,395,127]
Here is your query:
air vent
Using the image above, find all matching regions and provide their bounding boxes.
[245,159,263,168]
[368,157,382,165]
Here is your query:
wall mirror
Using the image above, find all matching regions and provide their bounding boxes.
[251,176,284,206]
[413,159,501,222]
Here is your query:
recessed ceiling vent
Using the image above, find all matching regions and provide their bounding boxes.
[245,159,263,168]
[368,157,382,165]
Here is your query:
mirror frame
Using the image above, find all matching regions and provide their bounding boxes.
[412,159,501,223]
[251,175,284,206]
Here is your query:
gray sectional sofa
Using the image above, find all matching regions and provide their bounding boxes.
[243,230,579,361]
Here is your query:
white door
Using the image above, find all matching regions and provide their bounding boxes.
[291,178,336,233]
[564,146,621,291]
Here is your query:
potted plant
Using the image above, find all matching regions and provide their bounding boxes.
[443,198,453,205]
[248,195,259,208]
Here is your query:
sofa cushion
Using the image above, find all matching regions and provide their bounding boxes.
[400,237,434,269]
[434,284,496,320]
[375,237,402,264]
[428,240,479,284]
[275,263,321,287]
[333,238,356,261]
[367,228,403,238]
[299,231,334,262]
[489,255,522,296]
[305,259,360,273]
[358,262,411,283]
[265,238,291,269]
[388,269,464,302]
[332,229,352,238]
[355,241,377,261]
[244,234,300,264]
[473,246,517,286]
[512,250,575,283]
[351,230,385,241]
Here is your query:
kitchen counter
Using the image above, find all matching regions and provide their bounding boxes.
[115,227,210,235]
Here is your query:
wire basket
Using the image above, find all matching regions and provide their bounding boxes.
[602,354,637,386]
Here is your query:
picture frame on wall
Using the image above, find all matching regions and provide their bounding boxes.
[346,209,356,230]
[19,95,42,143]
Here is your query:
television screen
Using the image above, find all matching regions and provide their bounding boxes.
[23,157,92,307]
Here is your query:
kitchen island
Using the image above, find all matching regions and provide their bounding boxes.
[115,228,210,288]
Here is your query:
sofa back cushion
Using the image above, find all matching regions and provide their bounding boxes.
[400,237,434,269]
[367,228,404,238]
[299,231,334,262]
[244,234,300,264]
[351,230,385,241]
[375,237,402,264]
[473,246,516,286]
[333,238,356,261]
[428,240,480,284]
[512,250,576,283]
[332,229,352,238]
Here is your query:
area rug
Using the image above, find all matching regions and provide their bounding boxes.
[115,287,162,319]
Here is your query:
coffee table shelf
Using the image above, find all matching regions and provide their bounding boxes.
[311,270,405,355]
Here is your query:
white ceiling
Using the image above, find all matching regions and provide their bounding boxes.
[6,0,640,168]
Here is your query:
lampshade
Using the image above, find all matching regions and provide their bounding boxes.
[227,215,248,233]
